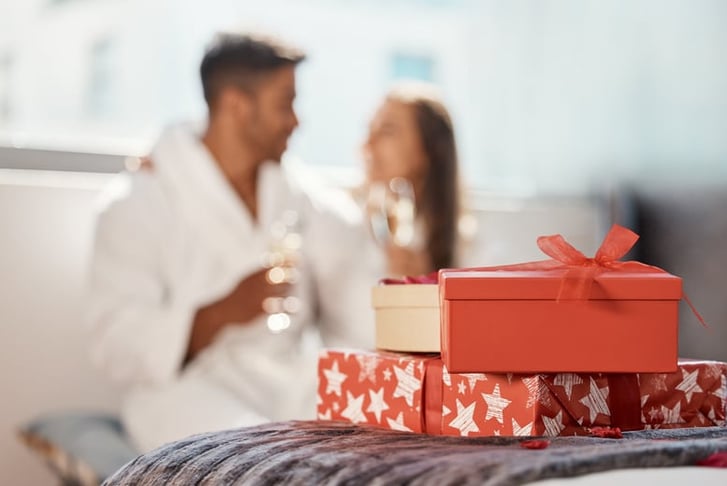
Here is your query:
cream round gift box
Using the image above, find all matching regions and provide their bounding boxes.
[371,284,440,352]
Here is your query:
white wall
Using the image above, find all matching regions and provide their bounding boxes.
[0,170,122,486]
[463,195,607,267]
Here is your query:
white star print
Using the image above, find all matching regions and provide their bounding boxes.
[716,375,727,401]
[647,406,662,422]
[442,405,452,417]
[649,374,669,393]
[641,394,650,407]
[553,373,584,400]
[383,368,392,381]
[332,402,340,412]
[366,387,389,423]
[442,366,452,387]
[323,360,347,397]
[676,368,703,402]
[448,399,479,436]
[341,391,367,424]
[466,374,487,392]
[523,376,543,409]
[539,391,554,409]
[457,380,467,395]
[542,410,566,436]
[512,418,533,436]
[355,354,379,384]
[318,409,332,420]
[494,430,501,436]
[579,377,610,424]
[702,363,723,381]
[640,394,650,423]
[506,373,514,384]
[707,406,724,426]
[386,412,413,432]
[393,362,422,407]
[482,384,512,425]
[661,402,685,424]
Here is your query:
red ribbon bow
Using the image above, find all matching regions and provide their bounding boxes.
[382,224,707,328]
[535,224,650,301]
[537,226,707,329]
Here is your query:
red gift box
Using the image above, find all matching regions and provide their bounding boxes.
[440,225,682,373]
[317,349,432,432]
[318,349,727,437]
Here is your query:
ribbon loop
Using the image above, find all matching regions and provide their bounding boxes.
[537,234,589,266]
[536,225,642,300]
[594,225,639,264]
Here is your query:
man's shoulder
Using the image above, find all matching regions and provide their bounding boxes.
[94,169,170,224]
[279,161,361,225]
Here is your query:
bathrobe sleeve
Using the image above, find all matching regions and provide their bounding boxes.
[303,187,377,350]
[87,173,196,387]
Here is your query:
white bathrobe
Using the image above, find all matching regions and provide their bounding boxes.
[88,123,375,452]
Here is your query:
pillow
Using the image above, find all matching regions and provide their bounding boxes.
[18,412,139,486]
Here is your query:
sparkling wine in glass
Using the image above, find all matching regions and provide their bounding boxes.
[366,177,416,248]
[261,209,302,333]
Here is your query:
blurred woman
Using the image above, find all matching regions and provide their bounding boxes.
[309,82,462,349]
[361,83,460,277]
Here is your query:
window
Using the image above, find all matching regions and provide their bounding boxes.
[391,53,435,82]
[1,0,726,191]
[0,53,11,122]
[86,38,117,119]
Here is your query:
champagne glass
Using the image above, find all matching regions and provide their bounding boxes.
[261,209,302,334]
[366,177,416,248]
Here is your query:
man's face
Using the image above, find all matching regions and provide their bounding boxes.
[242,66,299,163]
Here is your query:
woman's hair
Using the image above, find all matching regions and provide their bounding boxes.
[387,83,460,270]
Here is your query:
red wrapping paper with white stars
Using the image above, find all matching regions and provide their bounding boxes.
[317,349,727,437]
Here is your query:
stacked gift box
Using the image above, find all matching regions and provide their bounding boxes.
[317,225,727,437]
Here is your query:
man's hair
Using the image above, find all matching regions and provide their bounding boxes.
[200,32,305,109]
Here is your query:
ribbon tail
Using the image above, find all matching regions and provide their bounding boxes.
[683,292,710,330]
[423,359,444,434]
[557,267,599,301]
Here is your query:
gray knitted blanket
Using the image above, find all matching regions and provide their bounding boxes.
[105,421,727,485]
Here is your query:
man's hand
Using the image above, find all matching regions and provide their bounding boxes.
[186,268,291,361]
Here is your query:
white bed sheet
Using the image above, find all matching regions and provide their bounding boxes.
[532,466,727,485]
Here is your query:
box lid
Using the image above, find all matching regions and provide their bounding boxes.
[440,269,682,300]
[372,284,439,308]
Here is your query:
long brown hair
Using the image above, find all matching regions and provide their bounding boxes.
[388,84,460,270]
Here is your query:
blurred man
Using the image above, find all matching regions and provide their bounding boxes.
[88,33,334,452]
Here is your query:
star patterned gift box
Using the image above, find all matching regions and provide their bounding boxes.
[317,349,727,437]
[317,350,432,432]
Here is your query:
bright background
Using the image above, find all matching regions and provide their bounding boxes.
[2,1,726,484]
[2,0,726,192]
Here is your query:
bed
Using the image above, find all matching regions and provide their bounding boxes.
[104,420,727,485]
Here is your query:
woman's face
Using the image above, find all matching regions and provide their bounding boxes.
[363,99,427,184]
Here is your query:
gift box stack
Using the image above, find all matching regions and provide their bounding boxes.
[317,225,727,437]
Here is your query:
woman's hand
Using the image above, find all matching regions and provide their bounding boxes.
[384,243,431,278]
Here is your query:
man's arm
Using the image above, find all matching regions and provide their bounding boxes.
[185,268,290,360]
[87,176,194,387]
